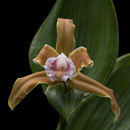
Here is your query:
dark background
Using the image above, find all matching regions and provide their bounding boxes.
[1,0,129,129]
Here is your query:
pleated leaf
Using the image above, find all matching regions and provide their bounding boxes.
[29,0,118,121]
[66,54,130,130]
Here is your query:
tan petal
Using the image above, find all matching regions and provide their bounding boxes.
[33,44,59,67]
[69,47,94,74]
[8,71,57,110]
[56,18,75,56]
[67,73,120,122]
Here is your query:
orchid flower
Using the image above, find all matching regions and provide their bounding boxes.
[8,18,120,122]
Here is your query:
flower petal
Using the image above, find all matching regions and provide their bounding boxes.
[56,18,75,56]
[8,71,57,110]
[69,47,94,74]
[33,44,59,67]
[67,73,120,122]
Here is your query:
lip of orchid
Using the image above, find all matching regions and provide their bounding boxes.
[56,53,68,70]
[45,53,76,82]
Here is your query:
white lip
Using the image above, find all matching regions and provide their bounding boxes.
[45,53,76,82]
[56,53,68,70]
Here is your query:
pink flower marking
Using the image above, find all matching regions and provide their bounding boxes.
[45,53,76,82]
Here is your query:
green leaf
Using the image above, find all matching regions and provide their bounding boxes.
[66,54,130,130]
[56,115,67,130]
[28,0,118,121]
[46,84,89,121]
[46,85,80,120]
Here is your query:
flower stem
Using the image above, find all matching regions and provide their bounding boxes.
[56,115,67,130]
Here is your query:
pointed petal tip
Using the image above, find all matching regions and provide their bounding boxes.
[110,92,120,123]
[33,58,41,66]
[8,100,14,111]
[87,60,94,68]
[113,105,120,123]
[113,113,120,123]
[33,58,38,63]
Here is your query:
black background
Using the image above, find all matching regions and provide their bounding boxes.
[1,0,130,129]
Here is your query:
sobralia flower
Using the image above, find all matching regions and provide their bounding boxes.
[8,18,120,122]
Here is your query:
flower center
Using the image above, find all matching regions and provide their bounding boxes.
[45,53,76,82]
[56,54,68,71]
